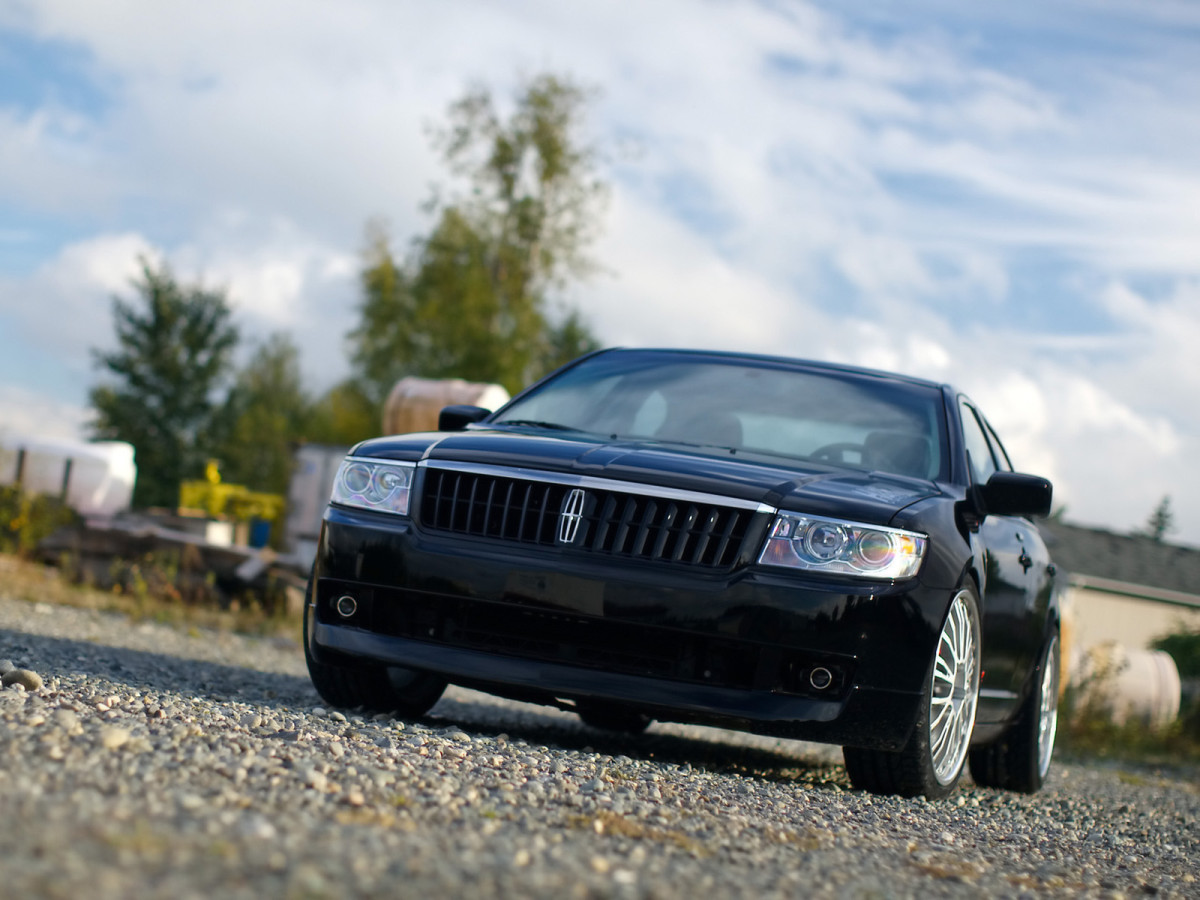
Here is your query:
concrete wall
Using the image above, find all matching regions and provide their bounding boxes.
[1063,584,1200,658]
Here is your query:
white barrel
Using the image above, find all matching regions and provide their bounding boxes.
[0,435,136,516]
[1073,643,1182,729]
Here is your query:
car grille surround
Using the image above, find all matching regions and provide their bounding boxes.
[417,465,758,569]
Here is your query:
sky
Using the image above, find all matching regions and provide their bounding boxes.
[1,0,1198,545]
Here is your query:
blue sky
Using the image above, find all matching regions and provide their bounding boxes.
[1,0,1198,544]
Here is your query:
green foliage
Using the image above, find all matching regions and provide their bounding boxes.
[0,486,80,556]
[105,549,290,619]
[90,258,239,508]
[303,379,381,447]
[178,480,284,523]
[210,333,312,494]
[1058,633,1200,761]
[1058,699,1200,761]
[349,73,605,401]
[1137,495,1175,542]
[1152,628,1200,679]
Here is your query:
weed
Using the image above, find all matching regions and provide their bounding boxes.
[0,486,79,556]
[0,552,300,640]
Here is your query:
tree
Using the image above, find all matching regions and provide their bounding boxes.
[1138,495,1175,543]
[349,73,605,402]
[303,379,380,447]
[210,333,312,495]
[90,258,238,509]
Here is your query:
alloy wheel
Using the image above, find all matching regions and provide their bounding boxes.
[929,589,980,785]
[1036,635,1060,778]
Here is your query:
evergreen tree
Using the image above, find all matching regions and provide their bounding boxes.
[211,333,311,494]
[304,379,380,447]
[90,258,238,508]
[1139,495,1175,542]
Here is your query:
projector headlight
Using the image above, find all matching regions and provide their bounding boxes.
[330,458,414,516]
[759,513,926,580]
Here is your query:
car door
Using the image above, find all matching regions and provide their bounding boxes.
[958,399,1044,722]
[982,415,1054,684]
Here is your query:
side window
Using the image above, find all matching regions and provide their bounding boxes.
[958,400,998,485]
[983,420,1014,472]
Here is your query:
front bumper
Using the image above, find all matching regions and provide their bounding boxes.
[309,506,949,751]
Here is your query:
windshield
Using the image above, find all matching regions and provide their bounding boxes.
[492,351,948,480]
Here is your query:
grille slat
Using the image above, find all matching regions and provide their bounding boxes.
[651,502,677,561]
[499,481,514,539]
[517,482,532,540]
[450,473,463,530]
[465,477,480,532]
[418,468,753,569]
[712,511,740,565]
[691,509,719,565]
[631,500,656,557]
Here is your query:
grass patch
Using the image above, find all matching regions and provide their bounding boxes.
[1055,627,1200,769]
[1057,686,1200,768]
[1057,716,1200,766]
[0,486,80,555]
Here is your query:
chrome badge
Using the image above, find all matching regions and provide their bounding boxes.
[557,488,587,545]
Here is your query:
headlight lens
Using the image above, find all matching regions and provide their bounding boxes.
[759,513,926,579]
[330,458,414,516]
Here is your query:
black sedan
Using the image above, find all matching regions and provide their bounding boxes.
[304,348,1061,798]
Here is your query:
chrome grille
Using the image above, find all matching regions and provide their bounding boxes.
[418,467,753,568]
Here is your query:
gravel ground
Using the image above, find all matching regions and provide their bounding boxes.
[2,593,1197,899]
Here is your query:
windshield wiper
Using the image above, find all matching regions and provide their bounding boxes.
[495,419,580,432]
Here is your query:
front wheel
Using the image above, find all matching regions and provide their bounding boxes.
[969,630,1060,793]
[844,585,981,799]
[303,577,446,717]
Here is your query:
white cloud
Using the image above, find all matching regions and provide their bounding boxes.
[2,1,1200,544]
[0,233,153,369]
[0,384,91,442]
[578,192,813,354]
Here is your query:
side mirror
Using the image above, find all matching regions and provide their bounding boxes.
[438,405,491,432]
[979,472,1053,518]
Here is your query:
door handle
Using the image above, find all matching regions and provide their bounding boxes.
[1018,552,1033,572]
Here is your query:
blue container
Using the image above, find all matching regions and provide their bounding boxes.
[249,518,272,548]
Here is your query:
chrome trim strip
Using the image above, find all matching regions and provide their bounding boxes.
[343,456,417,467]
[418,458,777,514]
[978,688,1020,701]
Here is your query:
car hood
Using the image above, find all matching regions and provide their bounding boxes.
[354,428,942,525]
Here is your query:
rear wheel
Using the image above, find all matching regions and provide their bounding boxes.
[969,630,1060,793]
[576,700,652,734]
[844,585,981,799]
[303,576,446,717]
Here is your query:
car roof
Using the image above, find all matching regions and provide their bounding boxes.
[593,347,952,393]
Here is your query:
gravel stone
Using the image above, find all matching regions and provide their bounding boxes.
[1,668,42,691]
[2,590,1198,899]
[98,726,130,750]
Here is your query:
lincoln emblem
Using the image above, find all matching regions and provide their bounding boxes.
[557,488,587,544]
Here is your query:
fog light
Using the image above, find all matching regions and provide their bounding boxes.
[335,595,358,618]
[809,667,833,691]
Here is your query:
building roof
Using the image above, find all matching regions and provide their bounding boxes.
[1040,521,1200,603]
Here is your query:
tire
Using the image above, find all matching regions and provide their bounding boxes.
[303,575,446,717]
[576,700,652,734]
[844,585,982,799]
[969,630,1060,793]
